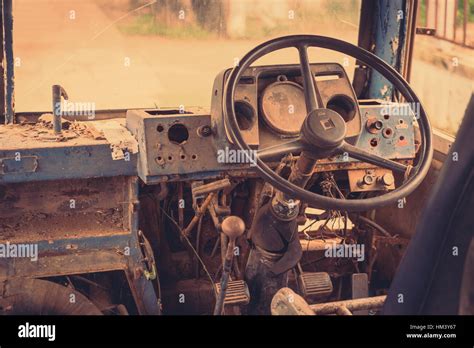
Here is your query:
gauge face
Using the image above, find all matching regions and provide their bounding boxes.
[260,81,307,135]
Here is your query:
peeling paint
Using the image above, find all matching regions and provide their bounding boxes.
[368,0,407,100]
[380,85,391,100]
[391,37,399,54]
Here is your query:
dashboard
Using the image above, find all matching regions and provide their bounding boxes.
[220,63,362,148]
[126,63,417,190]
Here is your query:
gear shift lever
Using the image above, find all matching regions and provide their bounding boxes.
[213,215,245,315]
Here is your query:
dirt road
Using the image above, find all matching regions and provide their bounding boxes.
[12,0,358,111]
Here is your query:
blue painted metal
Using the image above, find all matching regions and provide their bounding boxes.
[0,233,131,280]
[368,0,408,100]
[333,103,416,162]
[3,0,14,124]
[34,233,130,255]
[0,144,137,183]
[355,103,415,158]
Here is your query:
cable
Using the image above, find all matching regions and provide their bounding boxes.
[357,215,392,237]
[194,216,203,278]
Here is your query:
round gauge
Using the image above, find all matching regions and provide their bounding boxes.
[260,80,307,135]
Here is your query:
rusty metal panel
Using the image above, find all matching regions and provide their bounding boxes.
[0,249,128,280]
[348,168,396,192]
[0,176,128,218]
[353,103,416,159]
[126,107,249,184]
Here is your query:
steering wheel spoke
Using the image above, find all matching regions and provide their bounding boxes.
[297,44,324,113]
[339,141,408,174]
[257,139,305,161]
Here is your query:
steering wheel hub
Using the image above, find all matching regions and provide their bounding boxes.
[301,108,347,150]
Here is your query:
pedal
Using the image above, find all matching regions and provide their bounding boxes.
[351,273,369,315]
[215,280,250,306]
[298,272,333,300]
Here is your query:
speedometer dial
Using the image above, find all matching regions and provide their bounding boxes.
[260,79,307,135]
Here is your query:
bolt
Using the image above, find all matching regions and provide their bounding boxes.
[358,173,375,187]
[198,125,213,137]
[366,118,383,134]
[374,120,383,130]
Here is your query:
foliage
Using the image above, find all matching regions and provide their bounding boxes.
[118,13,211,39]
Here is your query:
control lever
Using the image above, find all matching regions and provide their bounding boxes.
[213,215,245,315]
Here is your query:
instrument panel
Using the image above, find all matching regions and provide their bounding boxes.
[220,63,362,149]
[125,63,416,184]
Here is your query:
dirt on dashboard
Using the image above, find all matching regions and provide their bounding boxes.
[0,115,107,149]
[0,207,125,242]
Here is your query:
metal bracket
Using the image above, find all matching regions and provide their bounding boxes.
[416,27,436,36]
[0,155,38,174]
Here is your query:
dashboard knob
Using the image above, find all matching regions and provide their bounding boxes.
[366,118,383,134]
[378,173,395,187]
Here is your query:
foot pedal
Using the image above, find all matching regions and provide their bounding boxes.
[215,280,250,306]
[351,273,369,315]
[298,272,333,300]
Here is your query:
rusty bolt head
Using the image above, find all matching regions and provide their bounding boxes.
[198,125,213,137]
[221,216,245,240]
[358,173,375,187]
[366,118,383,134]
[363,174,374,185]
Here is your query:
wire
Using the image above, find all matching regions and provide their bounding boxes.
[195,216,204,278]
[301,219,318,240]
[357,216,392,237]
[159,206,218,300]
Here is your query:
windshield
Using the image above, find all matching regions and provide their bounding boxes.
[13,0,361,111]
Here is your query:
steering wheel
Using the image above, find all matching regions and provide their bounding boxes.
[223,35,433,212]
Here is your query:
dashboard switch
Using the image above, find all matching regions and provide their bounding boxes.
[366,117,383,134]
[358,173,375,188]
[378,173,395,187]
